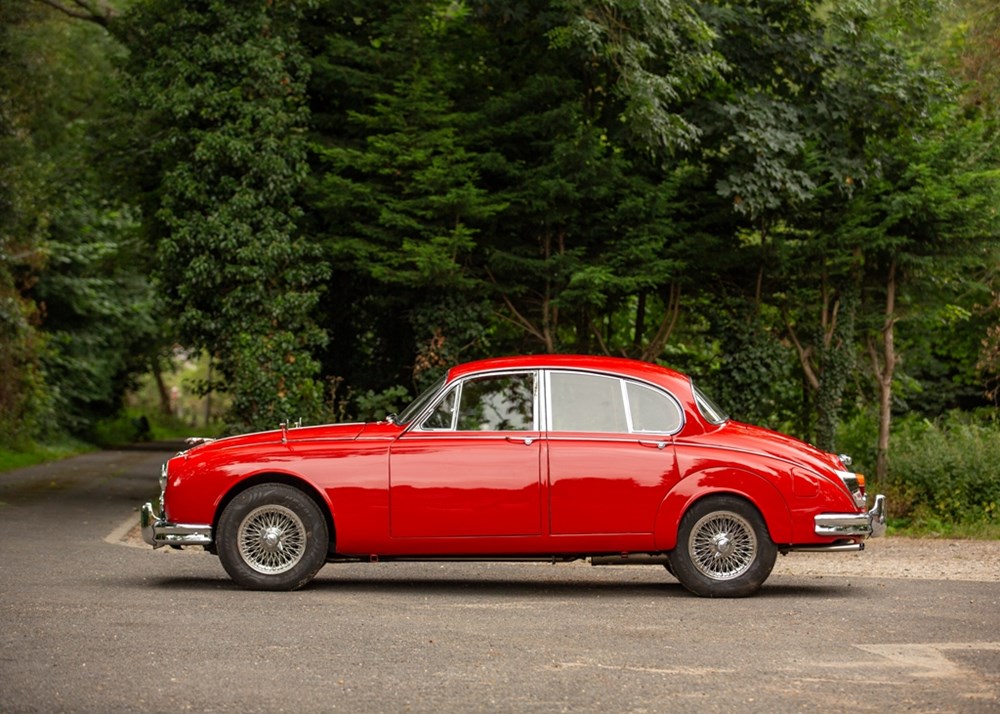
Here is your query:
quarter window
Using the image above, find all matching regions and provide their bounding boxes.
[422,387,458,429]
[626,381,682,433]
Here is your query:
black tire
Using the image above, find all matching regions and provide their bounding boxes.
[669,495,777,598]
[217,483,329,591]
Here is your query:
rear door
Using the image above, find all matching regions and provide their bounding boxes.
[545,371,682,536]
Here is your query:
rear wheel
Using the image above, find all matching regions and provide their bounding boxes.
[669,496,776,598]
[217,483,328,591]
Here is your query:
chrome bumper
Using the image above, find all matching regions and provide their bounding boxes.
[140,501,213,548]
[814,494,887,538]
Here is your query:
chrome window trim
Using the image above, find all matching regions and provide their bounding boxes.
[395,374,447,426]
[412,370,539,433]
[543,369,685,436]
[625,379,685,435]
[418,382,461,431]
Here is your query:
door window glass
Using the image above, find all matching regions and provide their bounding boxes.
[449,373,535,431]
[549,372,628,432]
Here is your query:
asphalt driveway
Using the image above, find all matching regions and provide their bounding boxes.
[1,446,997,712]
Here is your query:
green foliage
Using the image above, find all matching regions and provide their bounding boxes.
[118,0,328,431]
[4,0,999,537]
[33,201,155,434]
[709,301,797,430]
[352,385,412,422]
[836,407,881,478]
[0,2,53,447]
[1,1,157,444]
[885,412,1000,529]
[549,0,724,153]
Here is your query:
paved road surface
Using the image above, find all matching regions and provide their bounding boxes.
[1,446,998,713]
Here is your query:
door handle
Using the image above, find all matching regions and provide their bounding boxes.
[506,436,534,445]
[638,440,667,450]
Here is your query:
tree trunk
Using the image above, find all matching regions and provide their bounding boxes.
[868,257,898,482]
[152,363,173,417]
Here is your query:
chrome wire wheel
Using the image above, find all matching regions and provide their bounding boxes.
[687,510,758,581]
[237,504,307,575]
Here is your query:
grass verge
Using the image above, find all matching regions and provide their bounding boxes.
[0,439,96,473]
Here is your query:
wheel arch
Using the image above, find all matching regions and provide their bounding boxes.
[214,473,336,553]
[653,468,791,551]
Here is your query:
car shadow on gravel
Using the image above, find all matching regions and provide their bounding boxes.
[128,574,858,599]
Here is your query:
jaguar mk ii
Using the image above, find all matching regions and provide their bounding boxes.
[141,355,886,597]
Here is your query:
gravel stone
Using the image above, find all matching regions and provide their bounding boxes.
[773,536,1000,582]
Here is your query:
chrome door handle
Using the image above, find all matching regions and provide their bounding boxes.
[639,440,667,450]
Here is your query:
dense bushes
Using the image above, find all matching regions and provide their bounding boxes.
[881,413,999,531]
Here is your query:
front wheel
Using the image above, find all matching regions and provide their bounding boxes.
[669,496,776,598]
[217,483,329,591]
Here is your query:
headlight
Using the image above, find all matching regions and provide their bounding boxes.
[835,469,867,509]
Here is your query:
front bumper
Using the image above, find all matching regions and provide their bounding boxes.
[140,501,213,548]
[814,494,887,538]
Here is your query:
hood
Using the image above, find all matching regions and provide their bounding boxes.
[181,422,368,456]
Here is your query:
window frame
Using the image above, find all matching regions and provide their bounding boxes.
[414,370,540,433]
[544,369,685,436]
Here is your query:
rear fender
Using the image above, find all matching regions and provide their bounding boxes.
[653,468,791,551]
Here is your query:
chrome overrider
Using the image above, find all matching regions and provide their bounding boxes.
[815,494,887,539]
[140,461,212,548]
[140,501,213,548]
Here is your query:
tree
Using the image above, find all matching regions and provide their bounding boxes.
[840,103,1000,479]
[2,0,158,441]
[308,1,504,393]
[469,0,721,357]
[117,0,328,431]
[0,1,50,445]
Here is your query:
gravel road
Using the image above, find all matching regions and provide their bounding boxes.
[123,523,1000,582]
[772,536,1000,581]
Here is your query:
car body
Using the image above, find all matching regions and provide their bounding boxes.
[141,355,886,597]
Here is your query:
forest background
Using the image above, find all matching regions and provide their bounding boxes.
[1,0,998,534]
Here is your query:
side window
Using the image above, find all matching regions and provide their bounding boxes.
[549,372,629,432]
[626,381,682,434]
[457,373,535,431]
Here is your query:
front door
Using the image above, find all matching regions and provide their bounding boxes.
[390,372,541,538]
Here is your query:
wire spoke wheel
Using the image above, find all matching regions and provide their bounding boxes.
[671,496,776,597]
[218,484,329,590]
[687,510,758,581]
[237,504,307,575]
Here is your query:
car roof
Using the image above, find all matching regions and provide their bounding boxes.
[446,355,692,392]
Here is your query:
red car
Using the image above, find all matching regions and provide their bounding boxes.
[141,355,885,597]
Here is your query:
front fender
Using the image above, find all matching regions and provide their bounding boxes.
[653,468,791,551]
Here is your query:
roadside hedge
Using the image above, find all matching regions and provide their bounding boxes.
[882,412,1000,530]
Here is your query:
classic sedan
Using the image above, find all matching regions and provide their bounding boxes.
[141,355,886,597]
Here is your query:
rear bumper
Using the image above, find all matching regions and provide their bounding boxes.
[140,501,213,548]
[814,494,887,538]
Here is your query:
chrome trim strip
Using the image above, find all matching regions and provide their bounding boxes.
[140,502,212,548]
[785,543,864,553]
